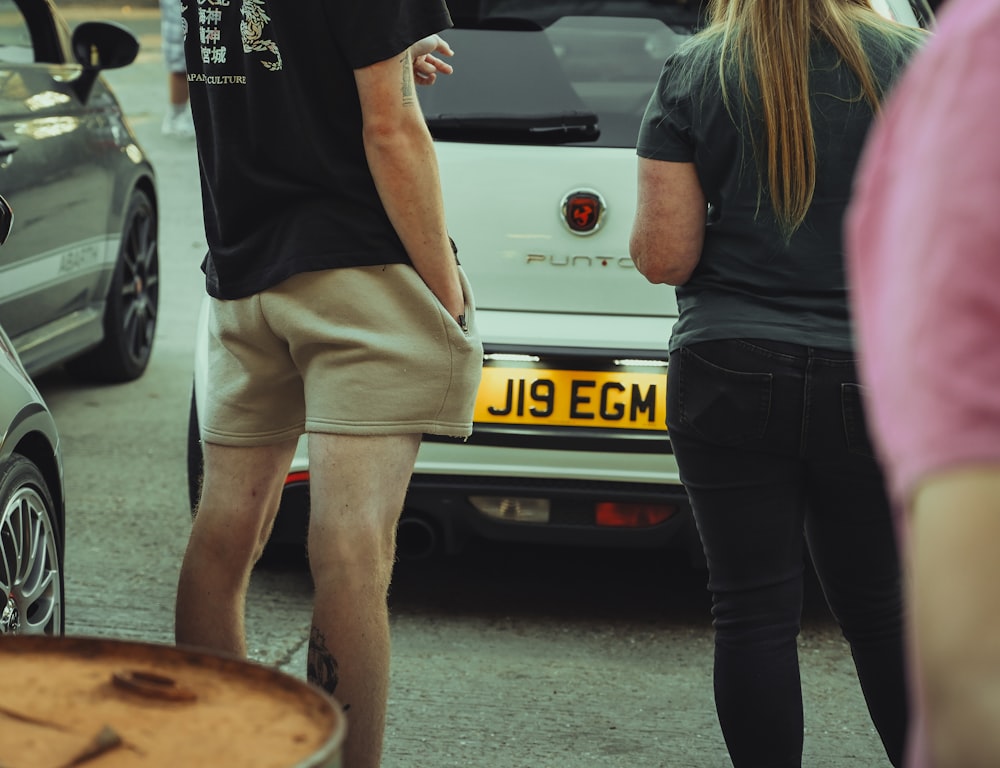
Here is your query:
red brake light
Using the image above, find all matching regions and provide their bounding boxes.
[285,471,310,486]
[595,502,675,528]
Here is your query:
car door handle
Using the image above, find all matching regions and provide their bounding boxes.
[0,139,19,157]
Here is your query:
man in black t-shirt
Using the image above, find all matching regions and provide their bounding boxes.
[174,4,483,765]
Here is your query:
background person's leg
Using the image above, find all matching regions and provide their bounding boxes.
[175,438,297,654]
[159,0,194,137]
[168,71,189,108]
[306,431,421,768]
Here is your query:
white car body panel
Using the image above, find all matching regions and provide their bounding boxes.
[431,142,677,318]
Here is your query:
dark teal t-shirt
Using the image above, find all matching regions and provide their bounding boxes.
[637,26,921,352]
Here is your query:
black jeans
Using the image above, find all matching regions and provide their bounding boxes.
[667,339,906,768]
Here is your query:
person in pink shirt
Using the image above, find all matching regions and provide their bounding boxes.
[847,0,1000,764]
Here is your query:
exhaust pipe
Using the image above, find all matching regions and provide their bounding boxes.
[395,515,438,560]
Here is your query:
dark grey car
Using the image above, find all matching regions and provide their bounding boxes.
[0,0,158,381]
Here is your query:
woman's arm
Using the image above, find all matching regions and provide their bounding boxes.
[629,157,706,286]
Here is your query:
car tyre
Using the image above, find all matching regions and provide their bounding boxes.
[0,454,64,636]
[67,188,159,382]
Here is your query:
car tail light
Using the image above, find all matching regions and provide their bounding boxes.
[469,496,550,524]
[595,502,675,528]
[285,471,309,485]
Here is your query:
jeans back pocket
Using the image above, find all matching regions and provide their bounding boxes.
[669,345,773,447]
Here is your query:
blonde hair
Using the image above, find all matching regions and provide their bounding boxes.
[701,0,923,237]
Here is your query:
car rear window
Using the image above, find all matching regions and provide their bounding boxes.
[420,0,703,148]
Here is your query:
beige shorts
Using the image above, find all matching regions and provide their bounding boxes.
[201,264,483,446]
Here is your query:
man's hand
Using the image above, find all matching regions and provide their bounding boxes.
[411,34,454,85]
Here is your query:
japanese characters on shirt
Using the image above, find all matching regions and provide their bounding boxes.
[183,0,283,85]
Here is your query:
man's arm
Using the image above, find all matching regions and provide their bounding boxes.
[354,44,463,321]
[910,467,1000,766]
[629,157,706,285]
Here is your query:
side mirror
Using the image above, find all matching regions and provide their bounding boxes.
[70,21,140,102]
[0,195,13,246]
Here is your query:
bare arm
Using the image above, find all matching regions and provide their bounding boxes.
[629,157,706,285]
[910,466,1000,766]
[354,45,463,320]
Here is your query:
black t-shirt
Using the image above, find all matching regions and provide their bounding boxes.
[637,25,921,352]
[182,0,453,299]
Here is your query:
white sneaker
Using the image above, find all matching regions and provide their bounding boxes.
[162,108,196,139]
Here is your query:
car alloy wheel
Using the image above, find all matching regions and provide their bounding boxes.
[0,454,63,635]
[67,187,159,382]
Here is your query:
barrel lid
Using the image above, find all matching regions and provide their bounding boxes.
[0,635,345,767]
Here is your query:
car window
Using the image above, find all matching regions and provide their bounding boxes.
[0,0,33,64]
[424,0,930,149]
[420,0,703,149]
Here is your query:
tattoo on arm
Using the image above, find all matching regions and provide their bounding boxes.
[308,626,343,704]
[399,52,416,107]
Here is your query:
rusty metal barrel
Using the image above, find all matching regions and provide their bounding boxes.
[0,635,346,767]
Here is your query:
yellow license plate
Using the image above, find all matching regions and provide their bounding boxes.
[473,367,667,431]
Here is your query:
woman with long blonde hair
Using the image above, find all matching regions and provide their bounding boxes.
[630,0,926,765]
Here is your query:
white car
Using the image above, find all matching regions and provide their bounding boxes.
[188,0,934,561]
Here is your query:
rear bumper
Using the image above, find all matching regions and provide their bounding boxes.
[403,473,695,553]
[273,475,695,555]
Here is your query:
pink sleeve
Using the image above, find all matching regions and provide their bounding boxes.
[847,18,1000,507]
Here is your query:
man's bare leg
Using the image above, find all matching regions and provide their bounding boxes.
[175,439,298,654]
[306,432,421,768]
[168,70,189,107]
